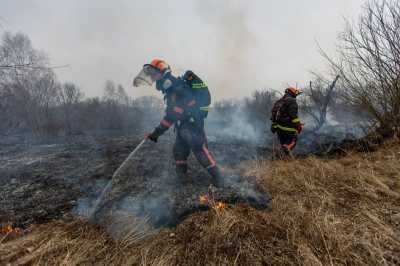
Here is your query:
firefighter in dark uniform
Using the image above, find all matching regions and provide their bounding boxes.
[271,87,304,155]
[144,59,222,186]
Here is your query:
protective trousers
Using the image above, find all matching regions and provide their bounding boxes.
[277,131,297,155]
[173,125,221,185]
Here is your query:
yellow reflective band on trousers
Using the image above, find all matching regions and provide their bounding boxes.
[272,124,298,132]
[192,82,207,89]
[292,117,300,123]
[200,106,209,112]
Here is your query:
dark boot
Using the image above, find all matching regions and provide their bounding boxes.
[207,166,223,188]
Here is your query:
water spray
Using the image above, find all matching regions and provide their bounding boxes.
[88,138,147,222]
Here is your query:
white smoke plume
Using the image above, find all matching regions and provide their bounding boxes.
[195,0,256,99]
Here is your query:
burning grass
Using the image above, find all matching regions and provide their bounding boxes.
[0,224,21,235]
[1,139,400,265]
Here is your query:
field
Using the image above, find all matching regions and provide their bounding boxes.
[1,136,399,265]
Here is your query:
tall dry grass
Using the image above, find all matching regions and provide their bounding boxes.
[0,215,174,266]
[1,140,399,265]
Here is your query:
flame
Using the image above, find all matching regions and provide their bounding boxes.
[214,202,226,210]
[199,195,209,205]
[199,194,227,211]
[0,225,21,234]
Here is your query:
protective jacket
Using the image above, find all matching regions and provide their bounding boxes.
[150,71,221,185]
[152,71,207,136]
[271,93,301,133]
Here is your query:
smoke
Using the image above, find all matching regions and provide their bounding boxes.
[2,0,367,99]
[195,1,256,98]
[117,193,175,227]
[72,178,109,217]
[211,110,261,143]
[207,105,265,145]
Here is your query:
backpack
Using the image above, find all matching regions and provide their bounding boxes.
[271,97,290,123]
[182,70,211,118]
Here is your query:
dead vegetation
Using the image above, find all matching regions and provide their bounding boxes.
[1,138,400,265]
[324,0,400,132]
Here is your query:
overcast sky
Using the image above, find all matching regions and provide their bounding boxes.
[1,0,365,100]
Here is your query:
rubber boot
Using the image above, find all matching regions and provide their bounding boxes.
[207,165,223,188]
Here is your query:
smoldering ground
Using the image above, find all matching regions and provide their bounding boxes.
[71,132,270,237]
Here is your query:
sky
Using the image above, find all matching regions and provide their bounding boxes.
[1,0,366,100]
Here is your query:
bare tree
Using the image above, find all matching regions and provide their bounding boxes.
[101,81,140,130]
[0,32,47,74]
[18,70,60,135]
[245,89,278,121]
[58,82,84,134]
[322,0,400,133]
[0,31,60,135]
[116,84,130,106]
[101,80,121,129]
[0,31,160,136]
[300,75,340,131]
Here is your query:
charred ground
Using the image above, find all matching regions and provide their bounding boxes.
[0,132,269,230]
[1,137,399,265]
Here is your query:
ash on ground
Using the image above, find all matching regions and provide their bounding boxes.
[81,132,270,227]
[0,133,270,230]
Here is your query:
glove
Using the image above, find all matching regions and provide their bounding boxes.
[296,123,305,134]
[146,131,159,143]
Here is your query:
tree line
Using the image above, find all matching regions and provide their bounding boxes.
[0,32,163,136]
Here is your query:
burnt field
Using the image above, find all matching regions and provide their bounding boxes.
[0,129,379,231]
[0,132,269,231]
[1,137,399,265]
[2,131,399,265]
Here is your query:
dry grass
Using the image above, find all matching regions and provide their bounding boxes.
[0,217,175,266]
[1,140,400,265]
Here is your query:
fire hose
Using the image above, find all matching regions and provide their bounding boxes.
[88,138,147,222]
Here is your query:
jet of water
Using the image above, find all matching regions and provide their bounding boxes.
[88,138,148,222]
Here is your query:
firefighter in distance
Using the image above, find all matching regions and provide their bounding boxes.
[271,87,304,155]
